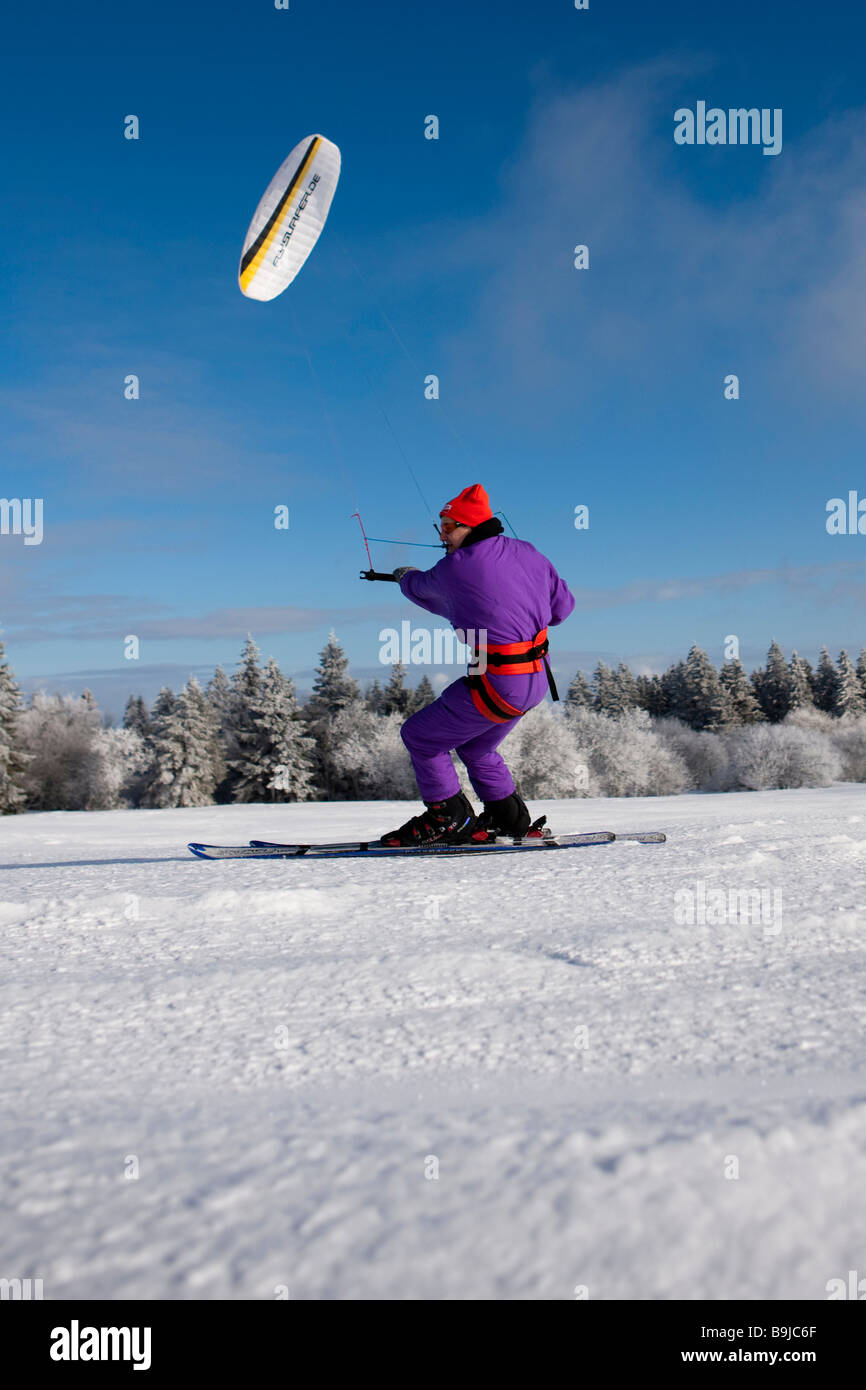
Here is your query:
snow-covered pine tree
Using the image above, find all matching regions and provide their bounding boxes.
[307,632,360,718]
[141,693,176,808]
[365,679,386,714]
[0,638,28,813]
[787,651,814,712]
[232,637,263,706]
[186,676,226,795]
[206,665,234,726]
[217,638,266,800]
[634,673,666,715]
[123,694,151,738]
[856,649,866,701]
[143,678,221,807]
[754,640,791,723]
[229,656,315,801]
[660,661,688,721]
[834,650,866,717]
[592,661,620,714]
[140,687,175,807]
[680,645,731,730]
[305,632,361,798]
[119,695,155,807]
[204,665,236,802]
[141,686,178,803]
[565,670,593,711]
[381,662,411,716]
[811,647,839,713]
[408,675,436,713]
[615,663,639,711]
[151,687,177,720]
[719,658,764,724]
[749,665,764,713]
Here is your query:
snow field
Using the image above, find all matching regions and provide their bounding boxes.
[1,786,865,1298]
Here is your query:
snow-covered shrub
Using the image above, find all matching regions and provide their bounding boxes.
[364,714,418,799]
[330,706,417,799]
[655,717,732,790]
[783,705,866,782]
[829,714,866,782]
[506,702,601,798]
[784,705,838,735]
[329,702,374,795]
[19,692,151,810]
[567,707,690,797]
[83,726,149,809]
[19,692,102,810]
[726,722,841,790]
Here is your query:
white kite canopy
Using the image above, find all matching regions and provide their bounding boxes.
[238,134,341,301]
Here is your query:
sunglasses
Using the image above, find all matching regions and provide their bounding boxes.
[438,517,467,534]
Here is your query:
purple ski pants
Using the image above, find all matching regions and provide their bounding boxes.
[401,671,549,804]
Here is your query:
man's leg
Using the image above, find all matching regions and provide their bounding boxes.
[454,722,519,802]
[401,678,518,802]
[455,669,549,801]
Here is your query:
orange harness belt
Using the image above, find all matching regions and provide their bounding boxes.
[467,629,554,724]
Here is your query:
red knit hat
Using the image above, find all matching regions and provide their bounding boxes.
[439,483,493,529]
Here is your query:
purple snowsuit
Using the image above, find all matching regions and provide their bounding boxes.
[398,535,575,803]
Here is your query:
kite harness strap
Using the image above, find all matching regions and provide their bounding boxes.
[466,628,560,723]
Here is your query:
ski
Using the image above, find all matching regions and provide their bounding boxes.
[188,830,616,860]
[250,830,665,850]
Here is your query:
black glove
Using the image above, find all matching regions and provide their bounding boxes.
[392,566,418,581]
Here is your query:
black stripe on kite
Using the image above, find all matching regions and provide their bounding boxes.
[240,136,319,276]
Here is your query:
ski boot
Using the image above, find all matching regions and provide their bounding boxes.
[380,791,479,847]
[474,791,534,841]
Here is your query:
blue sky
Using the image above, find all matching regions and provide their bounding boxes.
[2,0,865,714]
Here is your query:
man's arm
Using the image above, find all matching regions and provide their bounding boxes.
[397,560,454,620]
[548,566,576,626]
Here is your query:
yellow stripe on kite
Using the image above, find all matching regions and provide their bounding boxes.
[239,136,322,293]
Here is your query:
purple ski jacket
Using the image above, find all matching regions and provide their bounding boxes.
[399,535,575,687]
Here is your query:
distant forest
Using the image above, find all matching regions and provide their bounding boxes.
[1,635,864,812]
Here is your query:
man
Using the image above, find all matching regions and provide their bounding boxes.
[381,483,575,846]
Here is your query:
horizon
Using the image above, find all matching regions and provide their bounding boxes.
[8,632,862,723]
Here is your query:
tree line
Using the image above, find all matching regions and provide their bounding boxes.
[0,634,434,813]
[0,634,864,813]
[565,642,866,727]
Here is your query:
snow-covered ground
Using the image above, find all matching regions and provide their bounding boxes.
[2,786,865,1300]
